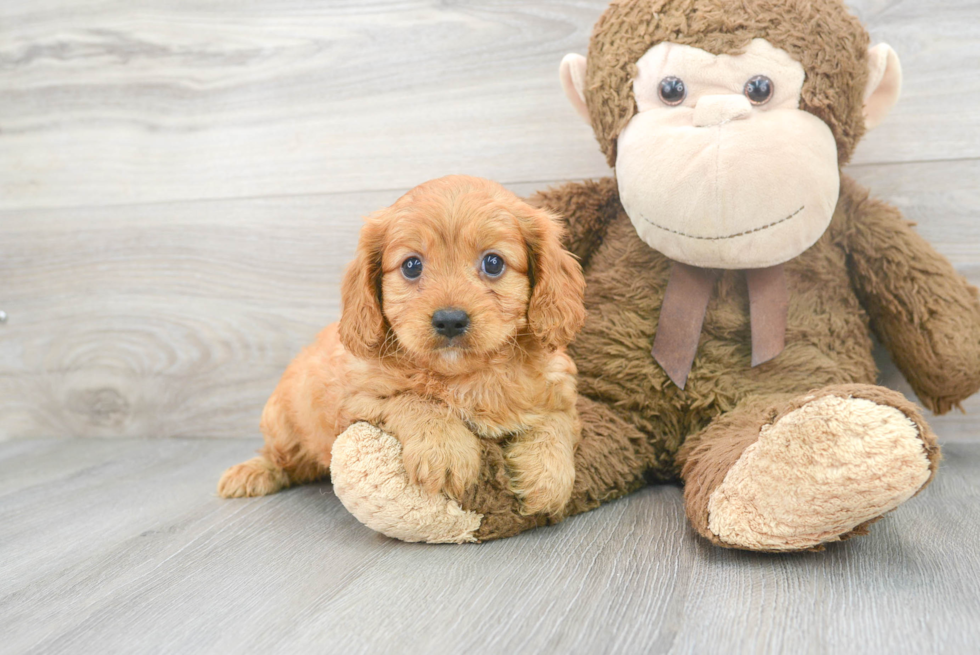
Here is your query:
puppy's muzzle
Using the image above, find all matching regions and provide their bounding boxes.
[432,308,470,339]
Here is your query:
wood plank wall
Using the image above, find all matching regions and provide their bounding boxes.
[2,0,978,440]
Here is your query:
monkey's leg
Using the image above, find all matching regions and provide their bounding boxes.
[677,384,940,551]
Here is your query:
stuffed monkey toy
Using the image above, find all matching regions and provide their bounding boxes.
[329,0,980,551]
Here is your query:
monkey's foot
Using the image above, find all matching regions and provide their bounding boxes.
[704,388,938,551]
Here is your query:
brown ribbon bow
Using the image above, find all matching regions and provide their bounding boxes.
[651,261,789,389]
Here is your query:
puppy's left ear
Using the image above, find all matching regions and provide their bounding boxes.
[523,206,587,350]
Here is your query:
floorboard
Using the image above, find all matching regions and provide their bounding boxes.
[1,438,978,655]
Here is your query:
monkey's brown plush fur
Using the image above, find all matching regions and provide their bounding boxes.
[460,172,970,543]
[460,0,979,545]
[330,0,980,549]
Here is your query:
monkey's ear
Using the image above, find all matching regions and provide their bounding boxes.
[560,53,590,123]
[863,44,902,131]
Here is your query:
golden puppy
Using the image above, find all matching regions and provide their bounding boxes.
[218,175,586,515]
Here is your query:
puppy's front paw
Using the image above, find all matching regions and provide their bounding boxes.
[402,427,481,500]
[505,439,576,516]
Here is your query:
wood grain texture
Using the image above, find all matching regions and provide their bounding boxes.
[1,0,978,443]
[3,163,978,441]
[0,0,611,210]
[1,0,979,210]
[0,191,397,439]
[1,437,978,654]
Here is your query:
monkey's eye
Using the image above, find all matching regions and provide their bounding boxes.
[658,77,687,106]
[401,256,423,280]
[744,75,774,105]
[481,253,505,278]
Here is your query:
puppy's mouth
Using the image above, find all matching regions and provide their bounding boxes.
[433,338,471,353]
[432,329,493,363]
[437,346,465,362]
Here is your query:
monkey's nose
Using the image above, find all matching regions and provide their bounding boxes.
[693,95,752,127]
[432,308,470,339]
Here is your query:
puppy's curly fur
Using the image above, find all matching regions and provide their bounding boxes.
[218,176,587,515]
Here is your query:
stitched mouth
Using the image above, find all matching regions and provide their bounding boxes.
[640,205,805,241]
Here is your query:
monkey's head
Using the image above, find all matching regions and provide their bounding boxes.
[560,0,902,269]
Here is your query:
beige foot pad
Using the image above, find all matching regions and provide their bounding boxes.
[707,395,932,551]
[330,422,483,544]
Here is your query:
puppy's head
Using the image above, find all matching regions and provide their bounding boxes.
[338,176,586,371]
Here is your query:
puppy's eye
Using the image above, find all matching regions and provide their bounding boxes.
[658,77,686,106]
[481,253,505,278]
[744,75,774,105]
[401,256,423,280]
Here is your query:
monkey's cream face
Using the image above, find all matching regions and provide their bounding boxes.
[616,39,840,269]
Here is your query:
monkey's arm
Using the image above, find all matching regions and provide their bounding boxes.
[527,177,620,268]
[841,176,980,414]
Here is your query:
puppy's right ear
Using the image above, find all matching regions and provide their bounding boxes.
[338,214,388,359]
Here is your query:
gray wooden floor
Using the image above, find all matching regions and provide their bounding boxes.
[2,438,980,654]
[2,1,980,653]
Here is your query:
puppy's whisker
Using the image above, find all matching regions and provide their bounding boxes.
[379,326,400,361]
[505,333,530,358]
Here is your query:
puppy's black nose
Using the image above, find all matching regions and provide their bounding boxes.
[432,308,470,339]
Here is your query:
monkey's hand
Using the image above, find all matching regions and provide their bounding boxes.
[843,176,980,414]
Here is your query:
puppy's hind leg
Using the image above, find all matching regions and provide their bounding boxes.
[217,394,329,498]
[219,324,347,498]
[218,455,291,498]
